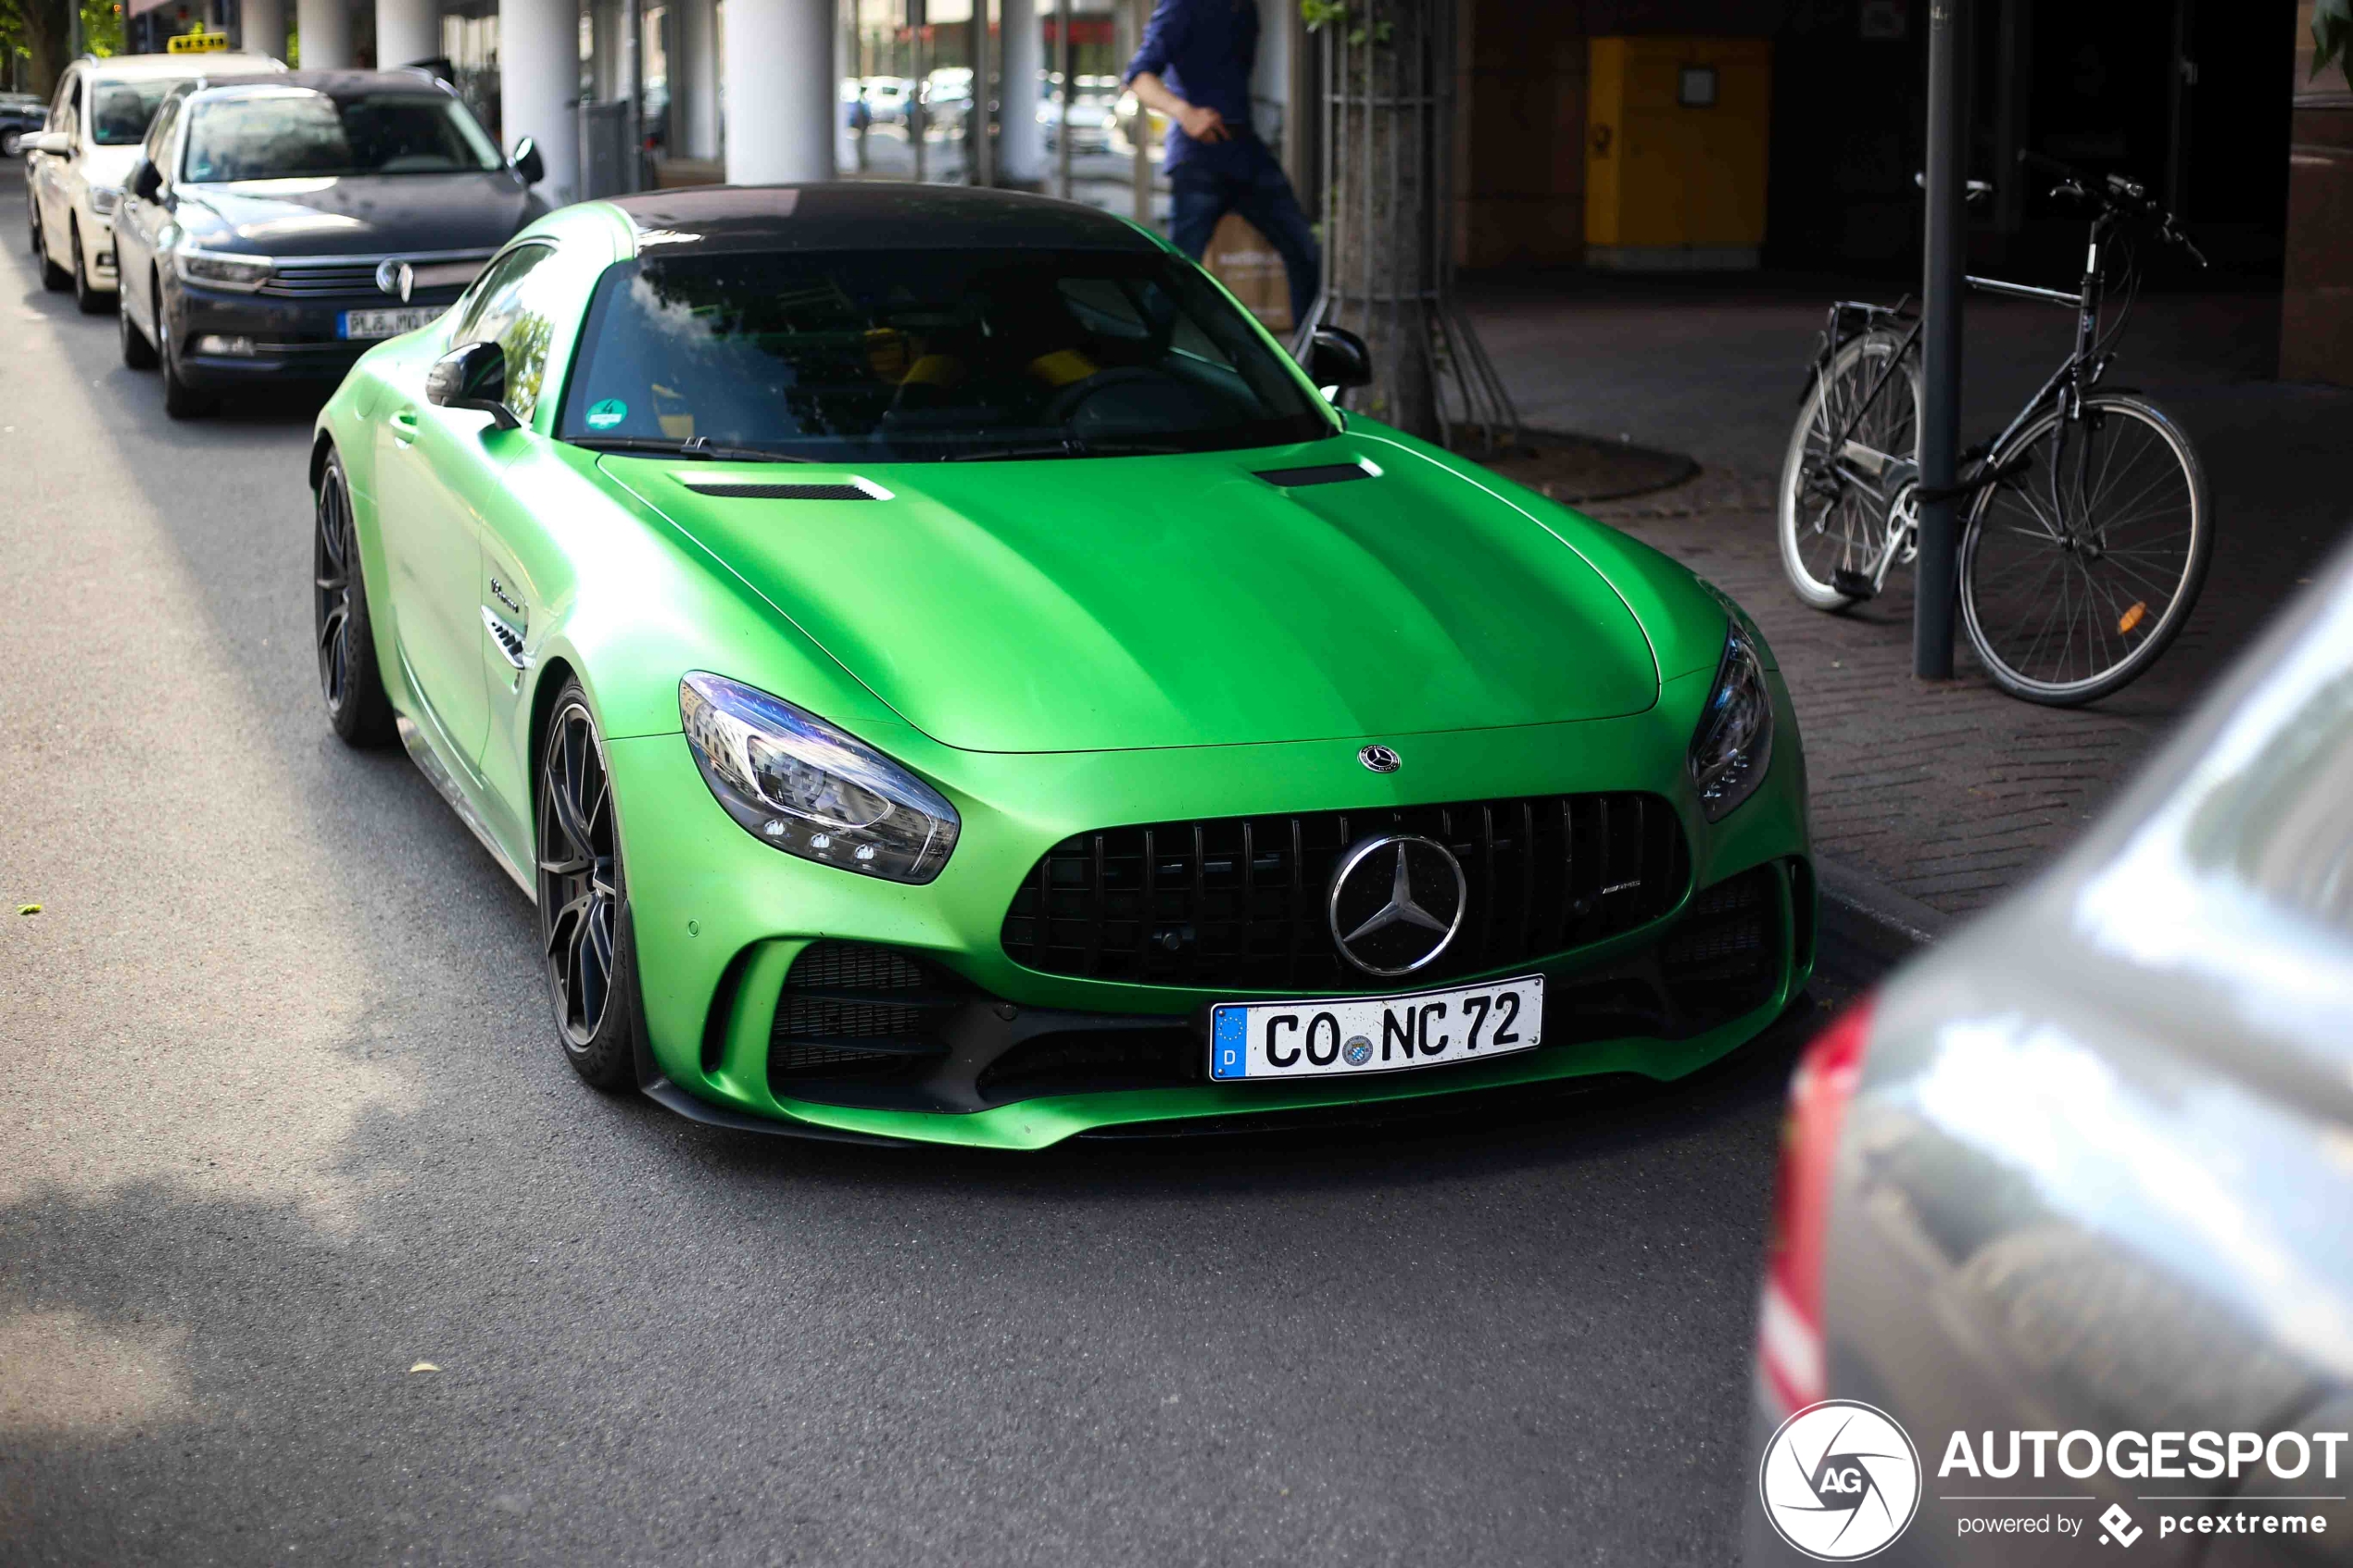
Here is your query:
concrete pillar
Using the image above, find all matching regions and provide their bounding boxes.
[242,0,287,61]
[500,0,580,204]
[590,0,619,102]
[296,0,353,68]
[376,0,438,69]
[679,0,719,159]
[999,0,1042,185]
[722,0,831,184]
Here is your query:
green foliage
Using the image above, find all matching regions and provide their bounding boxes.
[2317,0,2351,92]
[1299,0,1390,47]
[81,0,120,56]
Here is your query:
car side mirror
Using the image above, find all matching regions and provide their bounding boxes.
[425,341,522,430]
[130,157,162,203]
[31,130,70,157]
[1302,325,1373,395]
[510,135,545,186]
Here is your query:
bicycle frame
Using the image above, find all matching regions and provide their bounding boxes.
[1801,209,2123,589]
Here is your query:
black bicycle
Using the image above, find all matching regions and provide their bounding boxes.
[1777,153,2212,705]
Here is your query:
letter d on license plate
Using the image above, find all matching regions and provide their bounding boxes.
[1209,975,1542,1081]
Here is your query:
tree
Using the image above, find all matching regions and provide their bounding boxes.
[2318,0,2351,92]
[1,0,120,98]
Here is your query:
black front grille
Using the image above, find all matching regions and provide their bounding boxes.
[258,261,471,303]
[768,940,956,1091]
[1000,794,1690,995]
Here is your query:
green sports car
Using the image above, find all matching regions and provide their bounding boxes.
[309,183,1812,1149]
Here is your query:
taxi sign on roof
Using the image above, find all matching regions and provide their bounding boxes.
[167,31,229,53]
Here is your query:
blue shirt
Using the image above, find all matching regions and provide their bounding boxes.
[1123,0,1268,176]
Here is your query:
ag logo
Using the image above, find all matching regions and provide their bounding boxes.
[1758,1400,1920,1561]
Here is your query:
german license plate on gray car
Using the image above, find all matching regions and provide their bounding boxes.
[1208,975,1543,1081]
[338,307,438,340]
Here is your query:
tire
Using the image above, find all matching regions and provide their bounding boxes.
[1778,330,1922,609]
[159,302,214,419]
[37,207,69,291]
[70,222,106,315]
[119,280,157,369]
[313,450,397,746]
[1959,394,2211,706]
[538,683,640,1092]
[2,130,21,159]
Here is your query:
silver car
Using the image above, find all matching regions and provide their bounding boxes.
[1745,540,2353,1565]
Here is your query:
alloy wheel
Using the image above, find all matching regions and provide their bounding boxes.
[312,464,358,713]
[537,700,622,1047]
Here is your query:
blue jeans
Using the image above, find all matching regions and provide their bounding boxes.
[1169,157,1323,327]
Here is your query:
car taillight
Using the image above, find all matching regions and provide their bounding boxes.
[1757,995,1875,1417]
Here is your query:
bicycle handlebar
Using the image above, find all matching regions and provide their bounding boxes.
[2015,149,2206,267]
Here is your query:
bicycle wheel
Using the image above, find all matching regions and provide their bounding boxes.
[1778,330,1921,609]
[1959,394,2210,706]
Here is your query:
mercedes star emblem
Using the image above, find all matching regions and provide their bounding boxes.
[1358,744,1402,773]
[1327,834,1467,977]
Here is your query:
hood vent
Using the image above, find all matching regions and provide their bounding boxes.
[1254,461,1373,489]
[681,480,877,501]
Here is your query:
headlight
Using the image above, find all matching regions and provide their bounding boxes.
[86,183,120,217]
[679,672,960,884]
[1688,623,1775,822]
[175,247,272,292]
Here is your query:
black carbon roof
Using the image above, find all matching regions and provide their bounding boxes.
[606,182,1162,253]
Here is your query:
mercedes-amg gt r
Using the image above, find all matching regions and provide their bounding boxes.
[308,183,1812,1148]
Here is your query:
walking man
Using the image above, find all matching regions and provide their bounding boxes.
[1123,0,1322,327]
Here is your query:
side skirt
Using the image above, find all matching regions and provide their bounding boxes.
[396,711,534,899]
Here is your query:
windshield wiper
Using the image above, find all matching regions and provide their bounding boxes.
[565,435,816,463]
[943,438,1193,461]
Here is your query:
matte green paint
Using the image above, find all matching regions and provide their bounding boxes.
[316,194,1813,1149]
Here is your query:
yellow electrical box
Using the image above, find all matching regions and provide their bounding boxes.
[1585,36,1772,270]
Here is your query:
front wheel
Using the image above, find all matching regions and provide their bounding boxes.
[1959,394,2211,706]
[314,450,396,746]
[119,282,157,369]
[1778,330,1922,609]
[70,222,106,315]
[160,306,213,419]
[538,684,640,1092]
[37,208,69,291]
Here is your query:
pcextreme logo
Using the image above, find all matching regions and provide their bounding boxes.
[1759,1400,1924,1561]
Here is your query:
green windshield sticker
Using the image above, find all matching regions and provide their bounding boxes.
[586,398,628,430]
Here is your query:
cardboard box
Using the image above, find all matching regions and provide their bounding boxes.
[1203,211,1293,334]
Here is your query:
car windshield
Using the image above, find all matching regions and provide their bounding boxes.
[182,87,501,181]
[557,246,1334,461]
[89,80,171,144]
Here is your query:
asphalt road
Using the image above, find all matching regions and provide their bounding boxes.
[0,160,1884,1566]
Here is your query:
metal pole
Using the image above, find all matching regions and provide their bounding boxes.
[972,0,991,185]
[1913,0,1967,681]
[912,0,926,184]
[1129,0,1149,223]
[1055,0,1072,199]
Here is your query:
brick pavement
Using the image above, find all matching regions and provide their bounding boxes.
[1466,278,2353,918]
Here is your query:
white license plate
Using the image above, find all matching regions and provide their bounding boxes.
[1209,974,1543,1082]
[338,306,438,340]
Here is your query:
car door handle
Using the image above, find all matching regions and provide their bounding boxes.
[388,407,420,445]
